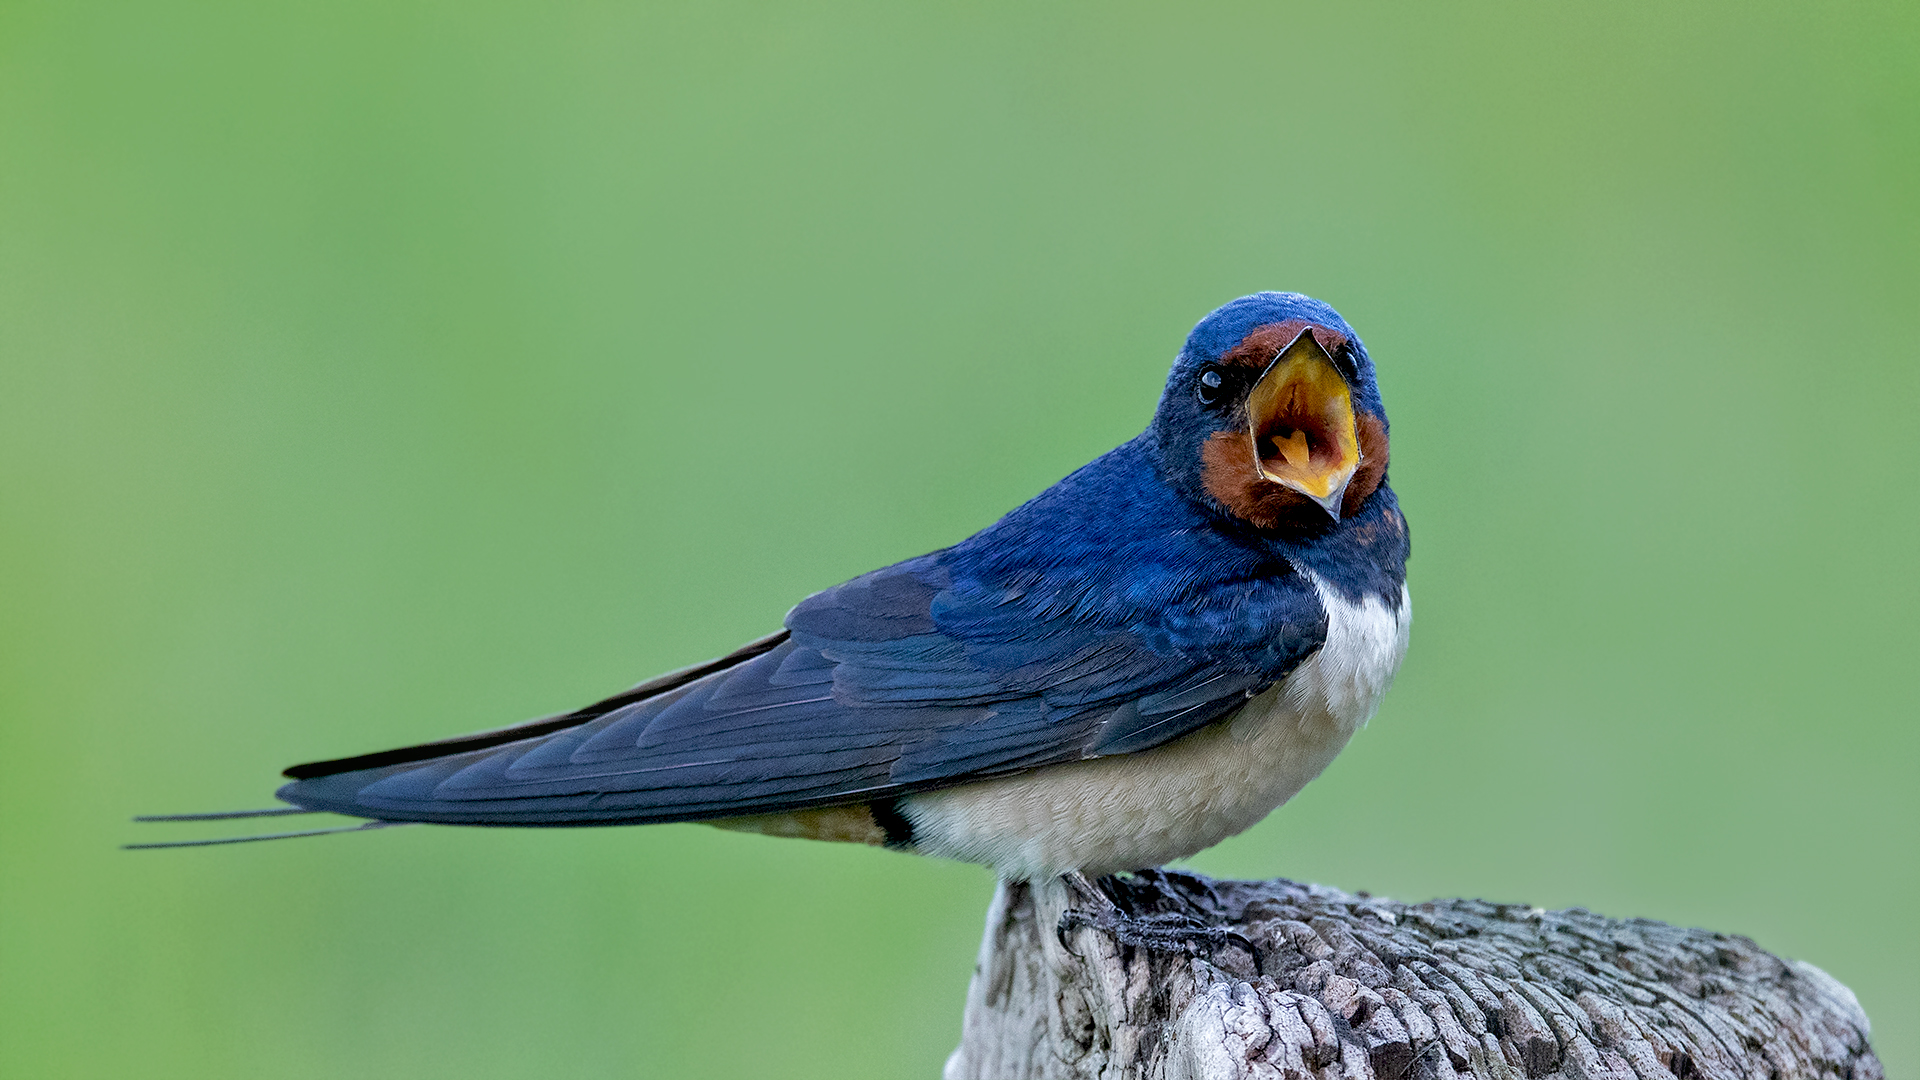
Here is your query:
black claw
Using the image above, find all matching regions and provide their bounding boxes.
[1056,903,1254,959]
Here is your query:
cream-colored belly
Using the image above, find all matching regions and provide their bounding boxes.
[901,578,1410,879]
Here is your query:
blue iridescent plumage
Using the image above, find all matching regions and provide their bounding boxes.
[180,293,1410,858]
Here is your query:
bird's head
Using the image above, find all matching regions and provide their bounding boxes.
[1151,292,1389,532]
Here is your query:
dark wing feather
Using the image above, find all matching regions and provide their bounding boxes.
[280,630,791,781]
[277,553,1323,826]
[280,634,985,824]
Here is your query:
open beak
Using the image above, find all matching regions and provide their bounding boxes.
[1245,330,1361,520]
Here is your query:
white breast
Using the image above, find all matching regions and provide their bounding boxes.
[901,574,1411,879]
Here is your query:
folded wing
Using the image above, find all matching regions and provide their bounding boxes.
[277,553,1325,826]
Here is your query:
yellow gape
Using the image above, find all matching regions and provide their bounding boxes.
[1245,331,1360,518]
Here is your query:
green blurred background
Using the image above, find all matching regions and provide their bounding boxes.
[2,1,1914,1076]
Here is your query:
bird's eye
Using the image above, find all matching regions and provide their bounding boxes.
[1195,367,1225,406]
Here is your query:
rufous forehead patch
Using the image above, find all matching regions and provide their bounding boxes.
[1217,320,1351,368]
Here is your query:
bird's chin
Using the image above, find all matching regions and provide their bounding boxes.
[1199,435,1355,533]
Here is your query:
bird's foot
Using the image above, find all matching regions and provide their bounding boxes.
[1054,870,1254,962]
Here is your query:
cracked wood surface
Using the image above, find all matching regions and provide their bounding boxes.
[944,871,1877,1080]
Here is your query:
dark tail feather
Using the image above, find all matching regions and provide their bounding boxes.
[133,808,318,822]
[123,820,409,850]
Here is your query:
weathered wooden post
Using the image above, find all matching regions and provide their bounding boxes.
[946,870,1878,1080]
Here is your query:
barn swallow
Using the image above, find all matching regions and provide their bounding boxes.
[134,292,1410,880]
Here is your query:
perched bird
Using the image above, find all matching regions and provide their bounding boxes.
[136,292,1410,880]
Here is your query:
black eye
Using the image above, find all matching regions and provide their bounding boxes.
[1195,367,1225,406]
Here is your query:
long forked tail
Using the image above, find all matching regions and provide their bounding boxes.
[124,808,412,849]
[124,630,795,847]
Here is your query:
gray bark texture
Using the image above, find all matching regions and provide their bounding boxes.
[944,870,1878,1080]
